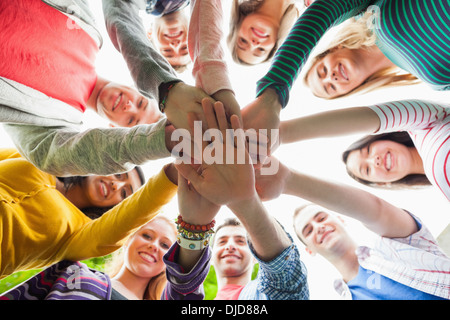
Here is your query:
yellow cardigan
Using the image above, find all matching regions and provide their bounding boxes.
[0,148,177,279]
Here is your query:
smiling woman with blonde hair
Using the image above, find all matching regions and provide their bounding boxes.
[105,216,177,300]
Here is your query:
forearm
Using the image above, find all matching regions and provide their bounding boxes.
[228,196,291,262]
[3,120,170,176]
[102,0,179,99]
[279,106,380,144]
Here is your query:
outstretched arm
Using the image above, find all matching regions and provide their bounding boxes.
[176,170,219,271]
[279,106,380,144]
[161,169,217,301]
[102,0,178,99]
[279,99,450,145]
[3,121,171,176]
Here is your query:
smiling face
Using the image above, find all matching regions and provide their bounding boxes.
[152,10,190,68]
[307,47,372,99]
[83,169,142,208]
[236,13,278,65]
[124,218,176,279]
[212,225,254,278]
[96,83,161,127]
[345,140,415,184]
[293,207,352,258]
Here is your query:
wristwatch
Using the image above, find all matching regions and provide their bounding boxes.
[158,80,182,113]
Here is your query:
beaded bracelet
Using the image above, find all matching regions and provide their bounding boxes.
[177,225,214,241]
[176,215,216,232]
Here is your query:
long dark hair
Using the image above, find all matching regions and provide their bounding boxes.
[57,166,146,219]
[342,132,431,189]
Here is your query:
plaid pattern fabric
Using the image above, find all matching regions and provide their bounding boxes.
[239,232,309,300]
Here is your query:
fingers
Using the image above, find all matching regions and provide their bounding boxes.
[202,98,231,131]
[230,114,242,131]
[214,102,229,132]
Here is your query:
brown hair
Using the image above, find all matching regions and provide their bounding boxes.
[227,0,299,65]
[211,217,244,247]
[303,13,419,99]
[342,132,431,189]
[106,215,177,300]
[57,166,145,219]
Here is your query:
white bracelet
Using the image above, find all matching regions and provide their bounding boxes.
[177,234,210,251]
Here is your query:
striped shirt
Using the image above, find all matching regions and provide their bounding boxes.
[257,0,450,108]
[0,261,111,300]
[368,99,450,201]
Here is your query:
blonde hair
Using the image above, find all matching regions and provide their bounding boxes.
[106,215,177,300]
[303,13,419,99]
[227,0,300,65]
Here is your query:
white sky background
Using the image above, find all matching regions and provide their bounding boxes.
[1,1,449,299]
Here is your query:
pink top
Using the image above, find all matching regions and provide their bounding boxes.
[188,0,233,95]
[214,284,245,300]
[0,0,99,112]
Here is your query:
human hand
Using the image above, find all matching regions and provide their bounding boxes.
[175,99,256,207]
[241,88,282,166]
[254,157,290,201]
[212,89,243,124]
